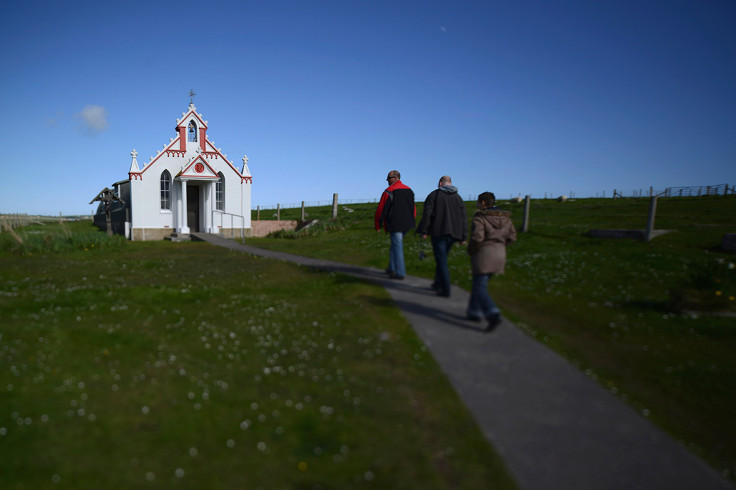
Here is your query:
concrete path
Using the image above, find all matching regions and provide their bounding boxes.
[194,233,733,490]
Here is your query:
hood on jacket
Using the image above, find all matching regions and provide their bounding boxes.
[475,207,512,229]
[438,185,458,194]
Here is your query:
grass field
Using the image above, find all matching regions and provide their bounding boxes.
[2,195,735,486]
[248,195,736,481]
[0,222,517,489]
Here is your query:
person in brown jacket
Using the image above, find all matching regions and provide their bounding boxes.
[466,191,517,331]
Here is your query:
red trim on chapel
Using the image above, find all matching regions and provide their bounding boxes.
[178,127,186,151]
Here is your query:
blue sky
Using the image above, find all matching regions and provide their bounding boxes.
[1,0,734,215]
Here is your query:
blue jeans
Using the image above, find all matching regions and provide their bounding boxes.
[389,231,407,277]
[431,235,456,295]
[467,274,500,319]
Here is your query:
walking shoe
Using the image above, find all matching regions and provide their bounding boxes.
[389,273,405,280]
[485,314,502,332]
[466,315,482,322]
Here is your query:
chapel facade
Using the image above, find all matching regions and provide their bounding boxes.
[95,103,252,240]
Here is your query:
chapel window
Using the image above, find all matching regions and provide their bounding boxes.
[188,120,197,142]
[160,170,171,210]
[216,173,225,211]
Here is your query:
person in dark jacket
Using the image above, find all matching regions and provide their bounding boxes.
[416,175,467,297]
[375,170,416,279]
[467,191,517,332]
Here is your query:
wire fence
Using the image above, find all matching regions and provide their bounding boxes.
[254,184,734,211]
[614,183,734,198]
[659,183,732,197]
[254,198,378,211]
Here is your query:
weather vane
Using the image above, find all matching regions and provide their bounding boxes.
[188,89,196,104]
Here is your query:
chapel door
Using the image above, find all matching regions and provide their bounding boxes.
[187,185,200,232]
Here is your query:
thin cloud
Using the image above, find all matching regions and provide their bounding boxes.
[45,111,63,128]
[75,105,109,135]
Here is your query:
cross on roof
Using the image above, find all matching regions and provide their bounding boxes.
[188,89,196,104]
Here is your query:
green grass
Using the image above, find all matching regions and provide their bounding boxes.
[0,221,517,489]
[0,218,126,255]
[248,195,736,481]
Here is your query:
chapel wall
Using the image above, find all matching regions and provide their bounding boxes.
[250,220,298,237]
[131,156,178,230]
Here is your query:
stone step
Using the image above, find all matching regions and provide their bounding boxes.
[166,233,191,242]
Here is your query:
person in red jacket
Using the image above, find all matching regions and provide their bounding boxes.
[375,170,416,279]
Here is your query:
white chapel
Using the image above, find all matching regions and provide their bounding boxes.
[94,101,252,240]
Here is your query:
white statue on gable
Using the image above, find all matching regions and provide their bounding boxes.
[241,155,251,176]
[129,148,139,172]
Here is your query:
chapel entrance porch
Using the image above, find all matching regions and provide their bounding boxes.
[176,179,213,235]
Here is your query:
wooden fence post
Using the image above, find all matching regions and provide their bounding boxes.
[257,205,260,221]
[301,201,305,221]
[645,196,657,242]
[332,193,338,219]
[522,195,530,233]
[277,204,280,220]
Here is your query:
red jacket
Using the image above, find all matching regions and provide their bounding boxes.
[374,180,416,232]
